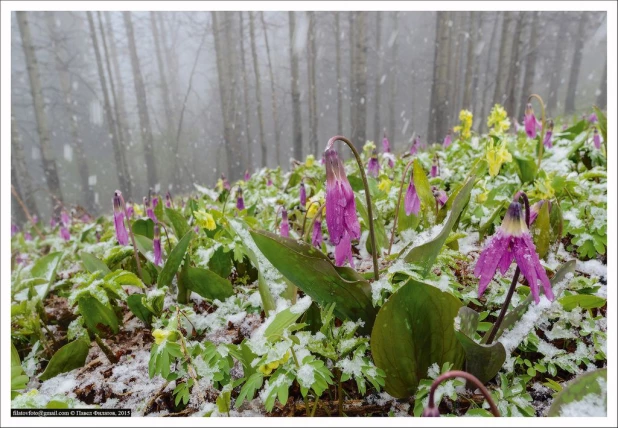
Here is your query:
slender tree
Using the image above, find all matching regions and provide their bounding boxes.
[373,12,383,145]
[505,12,523,116]
[288,11,303,160]
[16,11,64,210]
[158,13,181,116]
[432,12,451,143]
[387,12,398,147]
[306,11,319,155]
[564,13,587,114]
[493,12,513,106]
[12,115,39,221]
[239,12,253,169]
[547,14,569,112]
[351,11,368,149]
[123,11,158,189]
[520,12,539,115]
[596,57,607,109]
[479,13,501,131]
[348,12,356,139]
[260,12,281,165]
[334,13,343,134]
[462,12,479,110]
[150,12,175,146]
[249,12,267,166]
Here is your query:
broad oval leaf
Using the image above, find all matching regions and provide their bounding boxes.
[157,230,194,288]
[513,155,537,184]
[531,200,551,259]
[370,279,465,398]
[184,266,234,301]
[548,368,607,417]
[79,251,111,275]
[355,194,389,254]
[132,218,155,239]
[250,229,377,335]
[165,207,190,238]
[30,251,63,299]
[78,296,119,334]
[127,293,153,325]
[412,159,435,220]
[39,336,90,381]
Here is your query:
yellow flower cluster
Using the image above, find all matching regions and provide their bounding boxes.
[133,203,144,216]
[453,109,473,140]
[485,140,512,177]
[216,179,224,192]
[258,351,291,376]
[378,177,392,193]
[152,328,170,345]
[487,104,511,135]
[305,154,315,167]
[194,209,216,230]
[363,141,376,156]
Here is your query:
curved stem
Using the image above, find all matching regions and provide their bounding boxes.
[387,159,414,255]
[273,206,282,233]
[427,370,500,417]
[301,200,321,236]
[221,188,232,217]
[327,136,379,280]
[528,94,546,170]
[120,194,143,280]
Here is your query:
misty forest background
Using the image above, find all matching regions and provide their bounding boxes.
[11,11,607,221]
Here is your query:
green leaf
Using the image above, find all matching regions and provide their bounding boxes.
[79,251,111,275]
[30,251,63,299]
[157,230,194,288]
[531,200,551,259]
[78,296,119,334]
[555,119,586,141]
[559,294,606,311]
[548,368,607,416]
[39,336,90,381]
[403,176,475,275]
[264,307,305,340]
[412,159,435,219]
[235,373,264,409]
[104,270,144,288]
[183,266,234,301]
[126,294,153,325]
[208,247,233,278]
[397,189,421,233]
[370,279,465,398]
[479,202,508,241]
[11,342,29,398]
[457,306,480,337]
[549,201,564,243]
[513,155,537,184]
[592,106,607,144]
[132,218,155,239]
[165,207,190,238]
[250,230,377,335]
[355,195,389,253]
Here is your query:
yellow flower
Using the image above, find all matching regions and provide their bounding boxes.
[487,104,511,135]
[216,179,224,192]
[152,329,170,345]
[305,154,315,167]
[258,364,273,375]
[534,177,555,200]
[378,177,392,193]
[133,203,143,216]
[194,209,216,230]
[485,140,512,177]
[453,109,473,140]
[363,141,376,156]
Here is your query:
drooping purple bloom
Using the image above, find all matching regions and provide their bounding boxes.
[267,175,273,187]
[443,130,452,148]
[114,191,129,245]
[382,134,391,153]
[543,120,554,148]
[11,224,19,237]
[280,208,289,237]
[410,138,419,155]
[60,226,71,241]
[474,199,553,304]
[24,232,32,241]
[324,148,361,245]
[529,200,550,225]
[50,217,57,228]
[152,196,159,208]
[311,218,323,248]
[81,214,92,223]
[588,112,598,123]
[404,174,421,216]
[433,187,448,208]
[367,150,380,178]
[32,215,39,224]
[236,187,245,210]
[593,128,601,149]
[126,202,134,218]
[144,197,157,223]
[194,226,200,233]
[244,169,251,181]
[300,180,307,207]
[153,223,162,266]
[165,191,172,208]
[431,156,439,178]
[221,174,231,191]
[61,210,71,226]
[524,103,541,139]
[384,152,395,168]
[334,231,354,268]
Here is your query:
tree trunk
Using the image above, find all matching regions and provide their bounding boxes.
[547,14,568,112]
[45,12,94,210]
[288,11,303,161]
[16,11,64,211]
[123,12,158,189]
[12,115,39,221]
[433,12,451,143]
[306,11,319,155]
[260,12,281,166]
[450,13,464,122]
[348,12,356,139]
[373,12,383,145]
[159,13,181,118]
[564,13,587,114]
[470,12,485,124]
[150,13,175,149]
[596,57,607,109]
[335,13,343,134]
[97,12,132,198]
[479,12,501,131]
[388,12,398,147]
[493,12,513,106]
[462,12,479,110]
[239,12,253,169]
[351,11,368,149]
[505,12,523,117]
[249,12,267,166]
[428,12,440,142]
[520,12,539,116]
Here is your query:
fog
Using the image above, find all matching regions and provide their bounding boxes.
[11,11,607,220]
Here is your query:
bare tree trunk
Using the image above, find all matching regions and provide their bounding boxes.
[159,13,181,117]
[479,13,501,131]
[334,13,343,134]
[462,12,479,110]
[45,12,93,210]
[150,13,175,148]
[450,13,464,122]
[12,115,39,221]
[428,12,440,142]
[520,12,539,115]
[239,12,253,169]
[505,12,523,117]
[306,11,319,155]
[123,12,158,189]
[373,12,383,145]
[249,12,267,166]
[493,12,513,106]
[351,11,368,149]
[97,12,132,198]
[16,11,64,211]
[348,12,356,139]
[288,11,303,161]
[564,13,587,114]
[470,13,485,122]
[597,57,607,109]
[547,15,568,112]
[388,12,399,147]
[260,12,281,165]
[434,12,451,143]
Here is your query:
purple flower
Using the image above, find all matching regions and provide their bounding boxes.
[334,232,354,268]
[267,176,273,187]
[280,208,289,237]
[593,128,601,149]
[431,156,439,178]
[144,197,157,223]
[300,180,307,207]
[524,103,541,139]
[244,169,251,181]
[114,191,129,245]
[16,253,29,266]
[24,232,32,241]
[324,148,361,245]
[433,187,448,208]
[50,217,57,228]
[410,138,418,155]
[543,120,554,148]
[474,199,553,304]
[165,191,172,208]
[382,134,391,153]
[194,226,199,233]
[61,210,70,226]
[236,187,245,210]
[126,202,134,218]
[529,200,550,225]
[311,218,323,248]
[221,174,231,191]
[60,226,70,241]
[32,215,39,224]
[11,224,19,237]
[384,152,395,168]
[588,112,598,123]
[152,196,159,208]
[367,150,380,178]
[404,174,421,216]
[153,223,162,266]
[443,130,452,148]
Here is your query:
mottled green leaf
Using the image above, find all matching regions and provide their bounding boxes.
[30,251,63,299]
[39,336,90,381]
[78,295,119,334]
[548,368,607,416]
[165,207,190,238]
[183,266,233,301]
[531,200,551,259]
[157,230,194,288]
[132,218,155,239]
[79,251,111,275]
[559,294,606,311]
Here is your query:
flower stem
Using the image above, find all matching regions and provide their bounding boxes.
[427,370,500,417]
[485,191,530,344]
[528,94,546,170]
[388,159,414,255]
[301,200,321,236]
[119,194,143,280]
[327,136,380,280]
